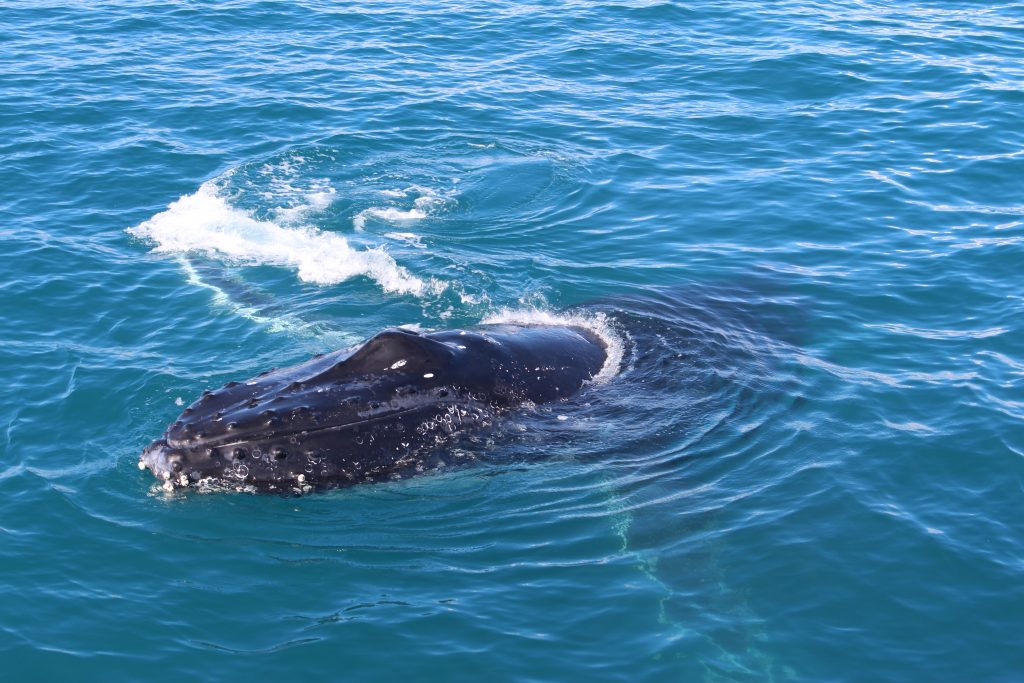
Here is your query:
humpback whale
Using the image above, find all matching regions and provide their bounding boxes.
[139,324,607,492]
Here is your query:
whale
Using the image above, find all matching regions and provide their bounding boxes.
[139,324,607,492]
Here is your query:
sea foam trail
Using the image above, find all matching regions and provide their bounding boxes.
[128,181,441,296]
[481,308,625,382]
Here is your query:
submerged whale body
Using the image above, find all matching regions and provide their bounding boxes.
[140,324,607,492]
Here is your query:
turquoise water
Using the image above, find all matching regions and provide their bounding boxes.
[3,0,1023,679]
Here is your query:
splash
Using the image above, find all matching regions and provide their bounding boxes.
[128,180,441,296]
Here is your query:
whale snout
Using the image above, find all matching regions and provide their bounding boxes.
[139,437,222,489]
[139,438,176,484]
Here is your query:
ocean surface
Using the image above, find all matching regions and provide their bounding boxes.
[2,1,1022,680]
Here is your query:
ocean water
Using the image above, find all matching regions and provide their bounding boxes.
[2,0,1022,680]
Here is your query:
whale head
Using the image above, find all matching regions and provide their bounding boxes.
[140,328,472,491]
[139,325,606,492]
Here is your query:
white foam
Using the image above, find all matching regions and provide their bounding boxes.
[384,232,427,249]
[273,187,336,225]
[413,193,443,210]
[458,291,485,305]
[128,181,440,297]
[253,155,338,224]
[481,308,625,382]
[353,207,426,231]
[353,185,451,231]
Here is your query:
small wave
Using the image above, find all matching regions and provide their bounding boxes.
[481,308,625,382]
[353,206,427,231]
[128,180,442,296]
[866,322,1008,340]
[384,232,427,249]
[353,185,452,231]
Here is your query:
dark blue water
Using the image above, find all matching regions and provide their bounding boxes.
[2,1,1023,680]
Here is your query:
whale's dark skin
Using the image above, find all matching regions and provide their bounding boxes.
[140,324,607,492]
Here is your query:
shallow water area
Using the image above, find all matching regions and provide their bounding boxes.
[2,1,1023,681]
